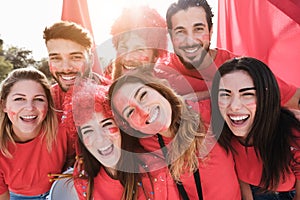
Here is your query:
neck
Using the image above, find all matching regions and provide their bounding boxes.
[105,167,118,179]
[159,129,174,138]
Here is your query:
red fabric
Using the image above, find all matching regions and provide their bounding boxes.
[155,50,296,125]
[0,129,68,195]
[231,138,296,191]
[139,134,241,200]
[217,0,300,86]
[61,0,102,74]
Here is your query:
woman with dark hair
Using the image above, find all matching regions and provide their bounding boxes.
[108,67,241,200]
[70,78,179,200]
[211,57,300,199]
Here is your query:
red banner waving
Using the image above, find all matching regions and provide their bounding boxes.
[61,0,102,74]
[217,0,300,86]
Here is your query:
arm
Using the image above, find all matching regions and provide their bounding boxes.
[239,180,254,200]
[0,191,9,200]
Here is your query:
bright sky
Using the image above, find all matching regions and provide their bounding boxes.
[0,0,218,61]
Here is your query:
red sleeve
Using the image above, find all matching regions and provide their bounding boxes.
[0,171,8,195]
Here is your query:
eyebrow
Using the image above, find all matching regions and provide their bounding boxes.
[239,87,256,93]
[174,26,185,32]
[194,22,205,27]
[12,93,46,97]
[80,125,92,132]
[218,88,231,93]
[218,87,256,93]
[121,86,143,117]
[48,52,84,57]
[100,118,111,124]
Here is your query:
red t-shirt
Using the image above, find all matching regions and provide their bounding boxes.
[0,127,68,195]
[232,138,297,191]
[74,164,180,200]
[154,49,297,124]
[139,133,241,200]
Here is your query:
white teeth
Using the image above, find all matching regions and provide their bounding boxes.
[147,107,159,124]
[22,115,36,119]
[123,65,137,70]
[184,47,198,53]
[229,115,248,121]
[97,144,113,156]
[61,76,76,81]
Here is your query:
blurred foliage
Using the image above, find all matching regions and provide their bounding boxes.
[0,38,53,83]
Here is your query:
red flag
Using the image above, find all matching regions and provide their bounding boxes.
[217,0,300,86]
[61,0,102,74]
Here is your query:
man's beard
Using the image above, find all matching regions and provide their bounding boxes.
[176,48,208,70]
[52,67,91,92]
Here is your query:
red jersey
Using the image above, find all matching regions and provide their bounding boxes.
[0,127,68,195]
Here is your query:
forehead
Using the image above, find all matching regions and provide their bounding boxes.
[171,7,207,29]
[118,33,148,47]
[46,38,87,54]
[9,80,45,96]
[220,71,254,89]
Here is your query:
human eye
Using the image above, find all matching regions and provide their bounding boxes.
[124,108,134,118]
[35,96,46,102]
[194,26,204,32]
[139,90,147,101]
[80,125,94,135]
[49,55,61,62]
[71,54,84,61]
[102,120,113,128]
[13,97,25,101]
[219,91,230,98]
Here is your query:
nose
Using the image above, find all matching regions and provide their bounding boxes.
[229,95,243,111]
[85,127,110,145]
[132,105,149,125]
[186,36,196,46]
[123,51,140,63]
[60,59,73,70]
[24,100,35,111]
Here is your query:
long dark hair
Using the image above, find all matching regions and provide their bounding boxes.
[211,57,300,191]
[77,128,146,200]
[73,80,151,200]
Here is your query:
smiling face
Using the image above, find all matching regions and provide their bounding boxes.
[112,82,172,136]
[170,6,212,70]
[3,80,48,142]
[46,38,92,92]
[79,112,121,168]
[218,71,257,140]
[116,33,156,72]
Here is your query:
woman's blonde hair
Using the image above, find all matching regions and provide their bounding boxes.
[0,67,58,158]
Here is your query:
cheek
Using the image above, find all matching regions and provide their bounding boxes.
[139,55,150,62]
[7,111,17,119]
[73,62,85,71]
[82,136,93,147]
[108,127,119,134]
[199,33,210,41]
[49,62,59,73]
[172,38,182,47]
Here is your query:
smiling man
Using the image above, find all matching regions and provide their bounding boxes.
[43,21,109,120]
[155,0,299,124]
